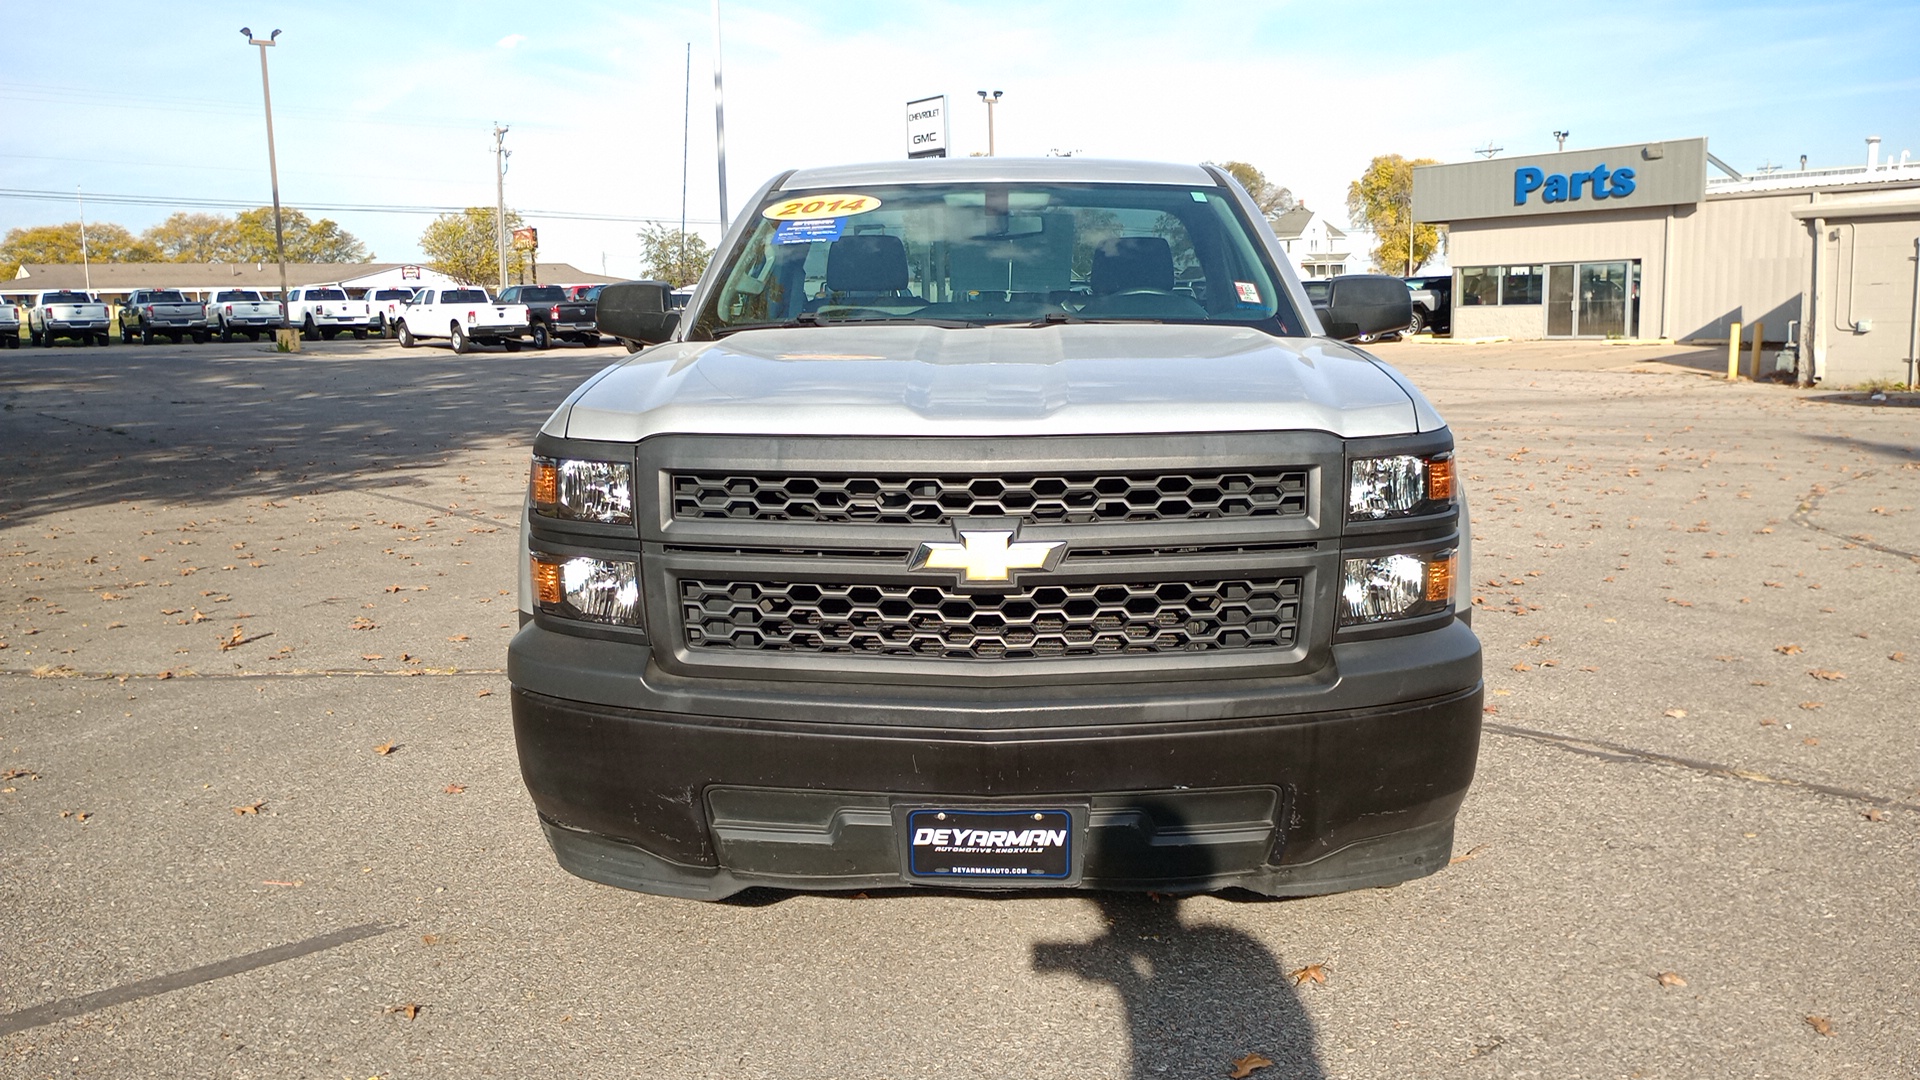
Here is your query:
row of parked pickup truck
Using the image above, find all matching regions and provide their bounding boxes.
[1,282,622,349]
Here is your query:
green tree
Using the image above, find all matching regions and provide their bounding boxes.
[1212,161,1295,217]
[420,207,525,287]
[143,212,237,262]
[227,207,369,263]
[1345,154,1444,274]
[637,224,712,287]
[2,221,158,275]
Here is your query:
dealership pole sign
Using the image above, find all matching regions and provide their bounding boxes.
[906,95,947,159]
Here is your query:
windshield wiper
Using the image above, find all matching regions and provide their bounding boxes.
[1017,312,1140,327]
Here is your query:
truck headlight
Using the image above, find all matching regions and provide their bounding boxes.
[1348,454,1453,520]
[1340,550,1455,625]
[531,553,642,625]
[530,456,634,525]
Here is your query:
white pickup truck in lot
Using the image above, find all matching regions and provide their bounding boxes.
[28,290,113,346]
[393,286,529,353]
[0,299,20,348]
[206,289,284,341]
[285,285,374,340]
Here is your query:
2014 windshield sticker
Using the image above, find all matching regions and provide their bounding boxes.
[1235,281,1262,304]
[761,193,883,221]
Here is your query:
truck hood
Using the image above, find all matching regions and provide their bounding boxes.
[554,324,1439,441]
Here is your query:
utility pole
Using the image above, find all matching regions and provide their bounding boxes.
[712,0,729,224]
[241,28,289,324]
[492,122,511,294]
[977,90,1003,156]
[76,186,91,292]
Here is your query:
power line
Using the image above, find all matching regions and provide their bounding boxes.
[0,187,720,226]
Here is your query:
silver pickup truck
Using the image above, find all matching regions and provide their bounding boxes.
[28,290,113,346]
[510,158,1478,901]
[121,288,209,344]
[0,299,19,349]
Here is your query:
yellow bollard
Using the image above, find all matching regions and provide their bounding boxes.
[1726,321,1742,381]
[1749,321,1764,380]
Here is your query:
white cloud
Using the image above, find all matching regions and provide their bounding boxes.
[496,33,527,49]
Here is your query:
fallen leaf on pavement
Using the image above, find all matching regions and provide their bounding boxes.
[1808,669,1845,681]
[1774,643,1802,655]
[362,654,384,661]
[447,634,470,642]
[1799,702,1824,710]
[232,800,265,815]
[1229,1053,1274,1078]
[219,626,246,651]
[1862,808,1885,821]
[443,783,466,794]
[262,879,303,887]
[1805,1015,1834,1037]
[1448,844,1490,865]
[1289,963,1327,986]
[1891,652,1908,662]
[476,689,494,698]
[1656,971,1688,988]
[386,1003,422,1020]
[350,617,377,631]
[1664,708,1688,719]
[374,742,397,756]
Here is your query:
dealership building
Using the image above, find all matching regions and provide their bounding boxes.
[1412,136,1920,386]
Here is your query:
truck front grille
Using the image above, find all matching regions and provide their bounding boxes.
[679,576,1301,659]
[670,469,1310,526]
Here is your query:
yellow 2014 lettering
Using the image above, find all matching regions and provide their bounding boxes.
[761,193,883,221]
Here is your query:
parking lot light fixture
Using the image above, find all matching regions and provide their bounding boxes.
[977,90,1002,156]
[241,27,289,327]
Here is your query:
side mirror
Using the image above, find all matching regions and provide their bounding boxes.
[595,280,680,347]
[1312,274,1413,342]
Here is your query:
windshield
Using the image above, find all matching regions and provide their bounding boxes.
[693,181,1306,337]
[443,289,489,303]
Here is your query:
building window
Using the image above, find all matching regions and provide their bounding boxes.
[1458,265,1543,305]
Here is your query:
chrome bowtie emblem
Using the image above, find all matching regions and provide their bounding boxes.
[910,530,1064,583]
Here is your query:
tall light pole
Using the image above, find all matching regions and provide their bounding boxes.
[492,123,511,294]
[1553,130,1570,152]
[977,90,1002,156]
[240,28,289,325]
[712,0,729,225]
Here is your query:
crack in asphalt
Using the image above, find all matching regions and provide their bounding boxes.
[1484,721,1919,813]
[1790,470,1920,562]
[0,922,397,1036]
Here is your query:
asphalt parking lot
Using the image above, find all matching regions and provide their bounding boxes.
[3,334,1916,1079]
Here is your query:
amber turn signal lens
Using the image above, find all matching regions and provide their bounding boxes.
[1427,456,1454,503]
[1425,552,1456,604]
[529,459,559,507]
[532,557,562,606]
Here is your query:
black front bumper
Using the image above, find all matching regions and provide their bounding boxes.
[510,619,1482,900]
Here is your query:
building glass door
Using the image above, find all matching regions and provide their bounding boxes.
[1547,265,1575,336]
[1546,260,1639,337]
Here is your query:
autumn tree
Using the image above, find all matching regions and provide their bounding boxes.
[420,207,526,287]
[226,207,369,263]
[1,222,158,275]
[1212,161,1296,217]
[637,224,712,288]
[141,212,237,262]
[1345,154,1444,274]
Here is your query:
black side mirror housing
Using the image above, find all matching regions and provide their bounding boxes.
[1312,274,1413,342]
[595,280,681,347]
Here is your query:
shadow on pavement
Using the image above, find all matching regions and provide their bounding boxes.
[0,345,617,526]
[1033,893,1325,1079]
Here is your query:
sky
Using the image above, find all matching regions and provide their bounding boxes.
[4,0,1917,280]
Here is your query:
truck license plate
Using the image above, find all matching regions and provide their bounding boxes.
[900,807,1079,883]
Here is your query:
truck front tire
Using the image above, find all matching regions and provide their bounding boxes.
[397,322,416,348]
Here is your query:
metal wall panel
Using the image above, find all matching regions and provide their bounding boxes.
[1414,139,1708,223]
[1668,191,1813,342]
